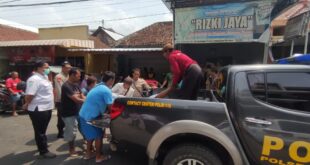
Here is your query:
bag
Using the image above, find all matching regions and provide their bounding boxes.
[87,114,111,128]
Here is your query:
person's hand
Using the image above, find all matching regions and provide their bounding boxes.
[22,103,28,111]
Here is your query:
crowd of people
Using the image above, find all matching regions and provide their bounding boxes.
[17,59,174,162]
[2,43,228,163]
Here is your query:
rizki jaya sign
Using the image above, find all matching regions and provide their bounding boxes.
[175,1,275,43]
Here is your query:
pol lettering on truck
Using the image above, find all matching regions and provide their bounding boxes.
[261,135,310,165]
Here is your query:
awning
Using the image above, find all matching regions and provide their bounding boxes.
[271,1,310,27]
[0,39,94,48]
[68,48,162,52]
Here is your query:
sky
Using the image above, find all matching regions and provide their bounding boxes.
[0,0,173,36]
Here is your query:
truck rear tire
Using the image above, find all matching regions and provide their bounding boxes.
[163,143,222,165]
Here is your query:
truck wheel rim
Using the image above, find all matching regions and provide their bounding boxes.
[177,159,204,165]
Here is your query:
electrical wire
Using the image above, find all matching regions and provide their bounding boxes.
[0,0,22,4]
[0,0,157,13]
[15,2,163,22]
[0,0,97,7]
[31,12,171,27]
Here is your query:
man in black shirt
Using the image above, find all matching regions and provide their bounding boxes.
[61,68,85,157]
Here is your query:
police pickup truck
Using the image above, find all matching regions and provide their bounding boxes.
[108,65,310,165]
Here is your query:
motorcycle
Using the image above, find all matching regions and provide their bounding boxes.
[0,83,10,112]
[0,81,26,113]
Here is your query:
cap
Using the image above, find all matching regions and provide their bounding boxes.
[61,61,70,67]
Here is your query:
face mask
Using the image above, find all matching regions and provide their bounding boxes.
[44,68,50,75]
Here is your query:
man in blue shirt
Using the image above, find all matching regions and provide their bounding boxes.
[79,71,115,163]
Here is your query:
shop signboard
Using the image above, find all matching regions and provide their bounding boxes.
[175,1,275,43]
[7,46,55,65]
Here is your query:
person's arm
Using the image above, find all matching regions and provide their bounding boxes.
[68,93,85,104]
[156,58,180,98]
[23,78,39,110]
[80,92,86,100]
[142,79,151,90]
[107,105,112,112]
[155,85,176,98]
[103,91,113,114]
[160,79,167,88]
[126,87,135,97]
[54,75,63,102]
[63,84,85,104]
[23,95,34,110]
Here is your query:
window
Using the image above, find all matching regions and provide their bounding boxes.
[266,73,310,112]
[248,72,310,112]
[247,73,266,101]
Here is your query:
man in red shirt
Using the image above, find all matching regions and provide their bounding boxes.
[156,44,203,100]
[6,71,23,116]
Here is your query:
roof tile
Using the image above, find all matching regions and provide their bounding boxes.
[0,24,38,41]
[115,21,172,48]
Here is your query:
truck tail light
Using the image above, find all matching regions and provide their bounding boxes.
[110,103,125,120]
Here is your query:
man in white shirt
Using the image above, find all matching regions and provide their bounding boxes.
[112,76,135,98]
[24,61,56,159]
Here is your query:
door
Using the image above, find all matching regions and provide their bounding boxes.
[233,70,310,165]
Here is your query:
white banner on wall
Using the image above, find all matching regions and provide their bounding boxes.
[175,1,275,44]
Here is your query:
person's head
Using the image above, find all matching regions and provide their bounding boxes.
[84,74,91,80]
[162,43,174,59]
[61,61,71,75]
[68,67,81,83]
[102,71,115,88]
[11,71,18,79]
[147,72,155,79]
[86,76,97,90]
[123,76,133,89]
[210,67,218,77]
[131,68,141,81]
[34,61,50,76]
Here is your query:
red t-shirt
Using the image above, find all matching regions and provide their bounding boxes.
[6,78,22,94]
[168,50,197,86]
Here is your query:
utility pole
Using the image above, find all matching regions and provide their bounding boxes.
[304,13,309,54]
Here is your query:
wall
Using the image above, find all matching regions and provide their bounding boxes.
[86,53,110,74]
[39,25,89,40]
[0,48,11,77]
[178,43,265,67]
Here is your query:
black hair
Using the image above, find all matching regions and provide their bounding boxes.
[86,76,97,86]
[69,67,80,76]
[101,71,115,83]
[34,60,47,71]
[130,68,141,77]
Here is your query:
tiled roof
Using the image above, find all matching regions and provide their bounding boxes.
[115,21,172,48]
[89,36,109,48]
[272,0,310,27]
[0,24,39,41]
[0,39,94,48]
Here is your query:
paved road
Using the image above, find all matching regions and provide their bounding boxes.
[0,110,148,165]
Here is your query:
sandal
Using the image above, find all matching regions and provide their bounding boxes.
[70,152,80,157]
[95,155,111,163]
[83,154,95,160]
